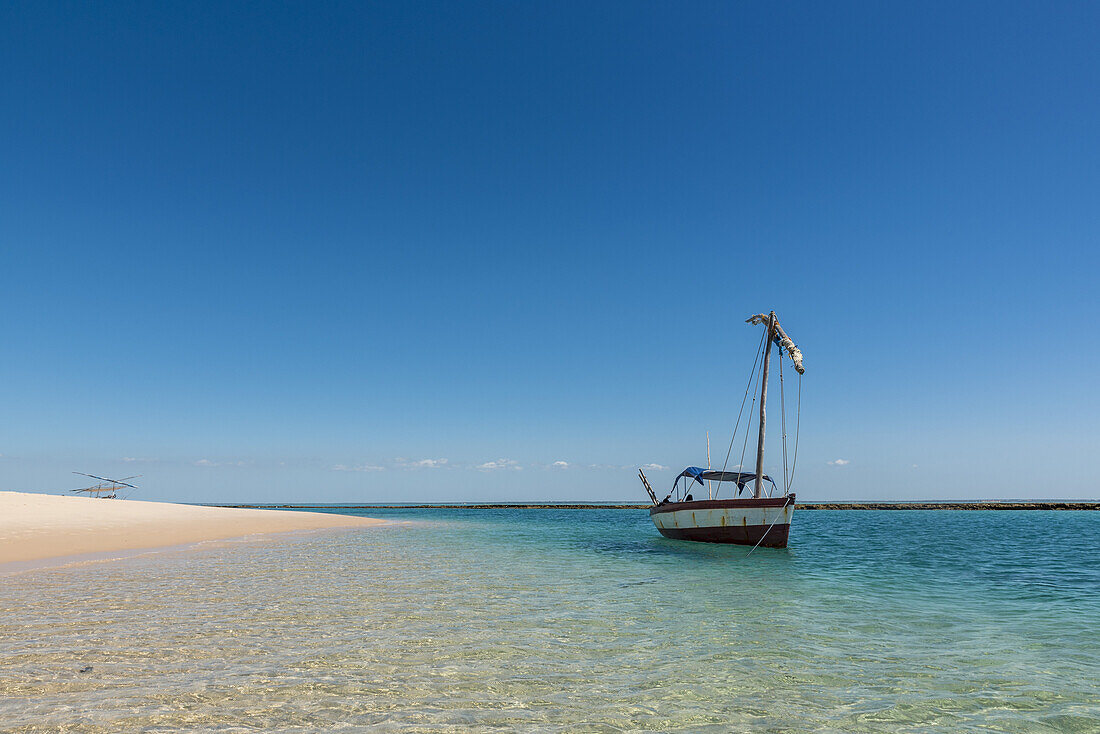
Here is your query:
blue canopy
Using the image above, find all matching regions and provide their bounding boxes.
[673,466,776,496]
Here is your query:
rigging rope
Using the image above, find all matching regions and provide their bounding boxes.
[718,327,766,484]
[718,320,805,500]
[736,335,766,490]
[779,342,788,498]
[787,373,802,493]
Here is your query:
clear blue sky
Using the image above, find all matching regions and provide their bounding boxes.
[2,1,1097,502]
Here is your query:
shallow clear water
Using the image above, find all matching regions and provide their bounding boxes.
[2,509,1099,732]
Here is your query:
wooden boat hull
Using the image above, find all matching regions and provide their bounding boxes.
[648,496,794,548]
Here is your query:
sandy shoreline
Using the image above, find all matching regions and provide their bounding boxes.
[0,491,385,566]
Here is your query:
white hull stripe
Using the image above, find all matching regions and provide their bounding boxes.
[651,505,794,531]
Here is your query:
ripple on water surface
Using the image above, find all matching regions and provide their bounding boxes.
[2,509,1099,732]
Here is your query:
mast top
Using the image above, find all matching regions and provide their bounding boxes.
[746,312,804,374]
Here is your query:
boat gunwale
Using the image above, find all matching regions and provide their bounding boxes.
[648,495,795,516]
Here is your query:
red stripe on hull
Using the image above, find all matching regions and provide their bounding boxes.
[654,522,790,548]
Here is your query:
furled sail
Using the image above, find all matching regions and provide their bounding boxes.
[746,313,804,374]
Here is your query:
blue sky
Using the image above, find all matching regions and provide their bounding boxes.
[2,1,1098,502]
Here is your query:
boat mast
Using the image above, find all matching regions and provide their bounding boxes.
[753,311,775,498]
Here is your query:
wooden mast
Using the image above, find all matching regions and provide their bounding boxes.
[753,311,776,499]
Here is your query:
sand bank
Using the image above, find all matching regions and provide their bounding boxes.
[0,491,384,565]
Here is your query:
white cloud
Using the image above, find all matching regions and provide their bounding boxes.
[333,464,385,472]
[122,457,158,464]
[827,459,850,466]
[477,458,522,471]
[193,458,250,467]
[394,457,448,469]
[640,463,669,471]
[551,460,571,469]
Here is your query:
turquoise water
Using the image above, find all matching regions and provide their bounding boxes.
[2,509,1098,732]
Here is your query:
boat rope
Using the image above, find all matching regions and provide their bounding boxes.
[736,336,766,490]
[745,512,784,557]
[787,373,801,492]
[733,336,765,492]
[718,327,766,485]
[745,497,794,557]
[779,342,788,498]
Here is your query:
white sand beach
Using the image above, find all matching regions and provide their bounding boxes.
[0,491,384,565]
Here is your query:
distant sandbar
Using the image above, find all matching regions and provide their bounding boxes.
[217,502,1100,511]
